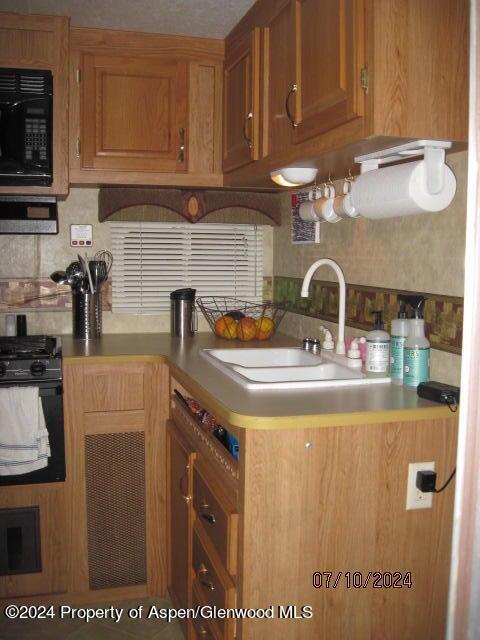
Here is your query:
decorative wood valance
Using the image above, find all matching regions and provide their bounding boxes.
[98,188,282,225]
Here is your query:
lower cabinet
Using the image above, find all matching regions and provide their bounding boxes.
[169,376,459,640]
[63,360,168,600]
[0,484,67,598]
[167,422,195,634]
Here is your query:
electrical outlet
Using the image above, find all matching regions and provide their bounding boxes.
[406,461,435,510]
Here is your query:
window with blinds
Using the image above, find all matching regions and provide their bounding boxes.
[110,222,264,313]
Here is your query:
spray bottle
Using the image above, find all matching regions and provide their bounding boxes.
[390,297,410,384]
[403,297,430,387]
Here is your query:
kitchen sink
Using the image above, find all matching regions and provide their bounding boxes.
[201,347,391,390]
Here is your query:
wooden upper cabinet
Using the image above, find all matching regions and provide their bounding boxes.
[262,0,296,158]
[70,28,224,187]
[0,13,69,195]
[81,53,187,173]
[292,0,364,144]
[223,28,260,173]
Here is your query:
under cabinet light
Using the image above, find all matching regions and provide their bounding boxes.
[270,167,318,187]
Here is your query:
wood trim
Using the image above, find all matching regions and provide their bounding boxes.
[449,3,480,636]
[0,12,69,195]
[145,361,170,596]
[70,26,224,60]
[84,410,145,434]
[63,363,90,594]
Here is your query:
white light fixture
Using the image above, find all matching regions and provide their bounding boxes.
[270,166,318,187]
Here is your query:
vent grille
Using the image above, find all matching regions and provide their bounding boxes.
[0,72,15,93]
[85,431,146,590]
[0,68,52,96]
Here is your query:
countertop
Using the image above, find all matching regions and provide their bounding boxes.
[60,332,452,429]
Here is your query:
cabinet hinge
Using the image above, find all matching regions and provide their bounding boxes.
[76,68,81,84]
[360,66,369,93]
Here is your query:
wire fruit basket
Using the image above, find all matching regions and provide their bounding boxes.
[197,297,286,341]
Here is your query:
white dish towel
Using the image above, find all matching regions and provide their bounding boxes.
[0,387,51,475]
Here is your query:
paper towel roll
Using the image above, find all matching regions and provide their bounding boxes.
[351,160,456,219]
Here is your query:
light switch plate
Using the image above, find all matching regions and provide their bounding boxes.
[70,224,92,248]
[406,461,435,510]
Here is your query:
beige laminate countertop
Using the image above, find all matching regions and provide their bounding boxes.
[60,332,452,429]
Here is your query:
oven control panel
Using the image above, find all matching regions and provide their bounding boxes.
[0,358,62,382]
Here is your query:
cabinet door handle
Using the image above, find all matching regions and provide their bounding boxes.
[198,568,216,591]
[179,468,191,504]
[285,83,298,128]
[243,111,253,148]
[200,503,216,524]
[197,625,211,638]
[178,127,186,162]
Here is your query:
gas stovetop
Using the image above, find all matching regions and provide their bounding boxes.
[0,335,62,382]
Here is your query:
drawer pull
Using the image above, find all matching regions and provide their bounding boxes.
[200,503,216,524]
[198,567,215,591]
[198,626,211,638]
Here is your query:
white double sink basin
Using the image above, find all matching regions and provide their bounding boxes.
[201,347,390,391]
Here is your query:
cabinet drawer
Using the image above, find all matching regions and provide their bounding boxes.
[192,525,236,637]
[193,463,238,577]
[83,365,144,412]
[191,582,221,639]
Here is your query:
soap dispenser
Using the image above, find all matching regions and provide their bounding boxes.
[365,310,390,376]
[403,297,430,387]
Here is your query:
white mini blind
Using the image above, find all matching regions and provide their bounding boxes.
[111,222,264,313]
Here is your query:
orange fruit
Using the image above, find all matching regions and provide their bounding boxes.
[214,315,238,339]
[255,317,275,340]
[237,317,257,341]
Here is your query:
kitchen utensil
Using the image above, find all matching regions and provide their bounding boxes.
[66,261,85,290]
[78,254,94,293]
[94,250,113,275]
[50,270,69,285]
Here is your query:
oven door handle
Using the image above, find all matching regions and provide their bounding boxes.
[0,382,63,396]
[38,384,63,397]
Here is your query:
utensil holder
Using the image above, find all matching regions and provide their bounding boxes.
[72,291,102,339]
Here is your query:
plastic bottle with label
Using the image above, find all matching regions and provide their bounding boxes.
[390,298,409,384]
[365,311,390,376]
[403,298,430,387]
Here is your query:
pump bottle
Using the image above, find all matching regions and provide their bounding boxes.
[403,298,430,387]
[365,310,390,376]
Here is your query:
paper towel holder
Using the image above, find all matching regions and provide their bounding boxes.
[354,140,452,195]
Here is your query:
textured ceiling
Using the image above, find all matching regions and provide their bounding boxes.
[0,0,257,38]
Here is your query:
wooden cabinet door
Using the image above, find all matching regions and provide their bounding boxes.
[261,0,296,158]
[81,53,188,173]
[167,423,195,615]
[292,0,364,144]
[223,29,260,172]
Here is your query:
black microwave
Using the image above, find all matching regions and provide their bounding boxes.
[0,68,53,186]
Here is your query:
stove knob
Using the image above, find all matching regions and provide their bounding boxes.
[30,361,46,377]
[0,362,6,378]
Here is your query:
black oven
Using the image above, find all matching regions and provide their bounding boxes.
[0,68,53,186]
[0,379,65,486]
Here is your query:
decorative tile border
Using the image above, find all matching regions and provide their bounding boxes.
[0,278,112,313]
[273,276,463,355]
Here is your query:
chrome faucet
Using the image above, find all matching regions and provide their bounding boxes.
[300,258,346,355]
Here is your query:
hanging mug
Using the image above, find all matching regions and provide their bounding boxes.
[316,182,341,223]
[332,177,359,219]
[299,186,324,222]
